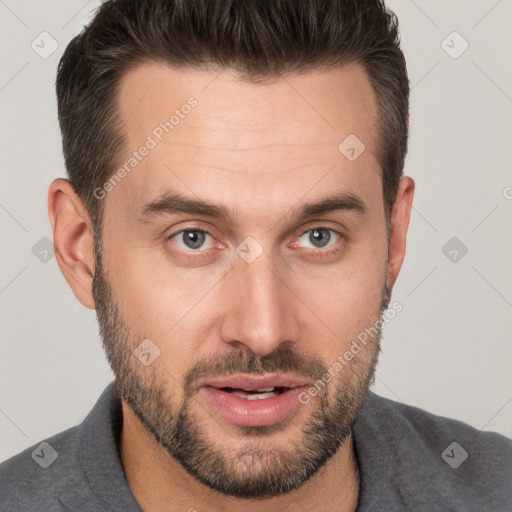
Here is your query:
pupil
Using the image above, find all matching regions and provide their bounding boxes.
[310,228,330,248]
[183,230,205,249]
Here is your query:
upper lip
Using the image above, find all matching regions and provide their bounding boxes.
[201,373,310,391]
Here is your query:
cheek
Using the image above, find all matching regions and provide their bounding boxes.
[101,239,224,380]
[106,255,207,339]
[295,234,388,352]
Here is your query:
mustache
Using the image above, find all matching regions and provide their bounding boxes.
[183,346,327,395]
[180,291,392,396]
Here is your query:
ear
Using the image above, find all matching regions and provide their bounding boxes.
[386,176,415,290]
[48,178,96,309]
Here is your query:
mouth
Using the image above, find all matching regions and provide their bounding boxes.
[199,374,310,427]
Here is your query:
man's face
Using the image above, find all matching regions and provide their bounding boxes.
[94,62,391,498]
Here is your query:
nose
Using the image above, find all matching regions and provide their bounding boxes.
[219,250,300,356]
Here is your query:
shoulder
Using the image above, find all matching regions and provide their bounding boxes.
[368,391,512,460]
[0,426,101,512]
[354,391,512,511]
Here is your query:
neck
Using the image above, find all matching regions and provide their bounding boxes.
[120,401,360,512]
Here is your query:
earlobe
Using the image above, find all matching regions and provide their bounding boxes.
[386,176,415,291]
[48,178,97,309]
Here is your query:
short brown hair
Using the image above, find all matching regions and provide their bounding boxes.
[56,0,409,229]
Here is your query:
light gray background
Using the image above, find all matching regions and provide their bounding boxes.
[1,0,511,463]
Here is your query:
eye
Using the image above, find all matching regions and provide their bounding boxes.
[166,226,343,261]
[296,227,342,251]
[168,228,216,251]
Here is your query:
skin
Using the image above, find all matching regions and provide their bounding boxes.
[48,61,414,511]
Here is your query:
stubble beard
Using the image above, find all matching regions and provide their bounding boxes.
[92,239,388,499]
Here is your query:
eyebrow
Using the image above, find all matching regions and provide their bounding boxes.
[137,189,367,225]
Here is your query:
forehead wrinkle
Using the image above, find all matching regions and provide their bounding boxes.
[172,161,339,176]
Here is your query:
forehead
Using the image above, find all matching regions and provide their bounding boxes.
[111,61,382,218]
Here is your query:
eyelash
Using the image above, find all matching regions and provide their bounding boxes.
[166,226,344,260]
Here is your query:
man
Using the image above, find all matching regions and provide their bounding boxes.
[1,0,510,510]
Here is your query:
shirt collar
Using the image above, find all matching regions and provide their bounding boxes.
[77,382,142,512]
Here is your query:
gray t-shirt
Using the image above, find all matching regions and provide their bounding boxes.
[1,383,511,511]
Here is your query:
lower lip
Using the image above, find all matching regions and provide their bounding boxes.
[200,386,309,427]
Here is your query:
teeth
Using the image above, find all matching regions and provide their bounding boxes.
[255,387,275,392]
[248,391,279,400]
[231,391,279,400]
